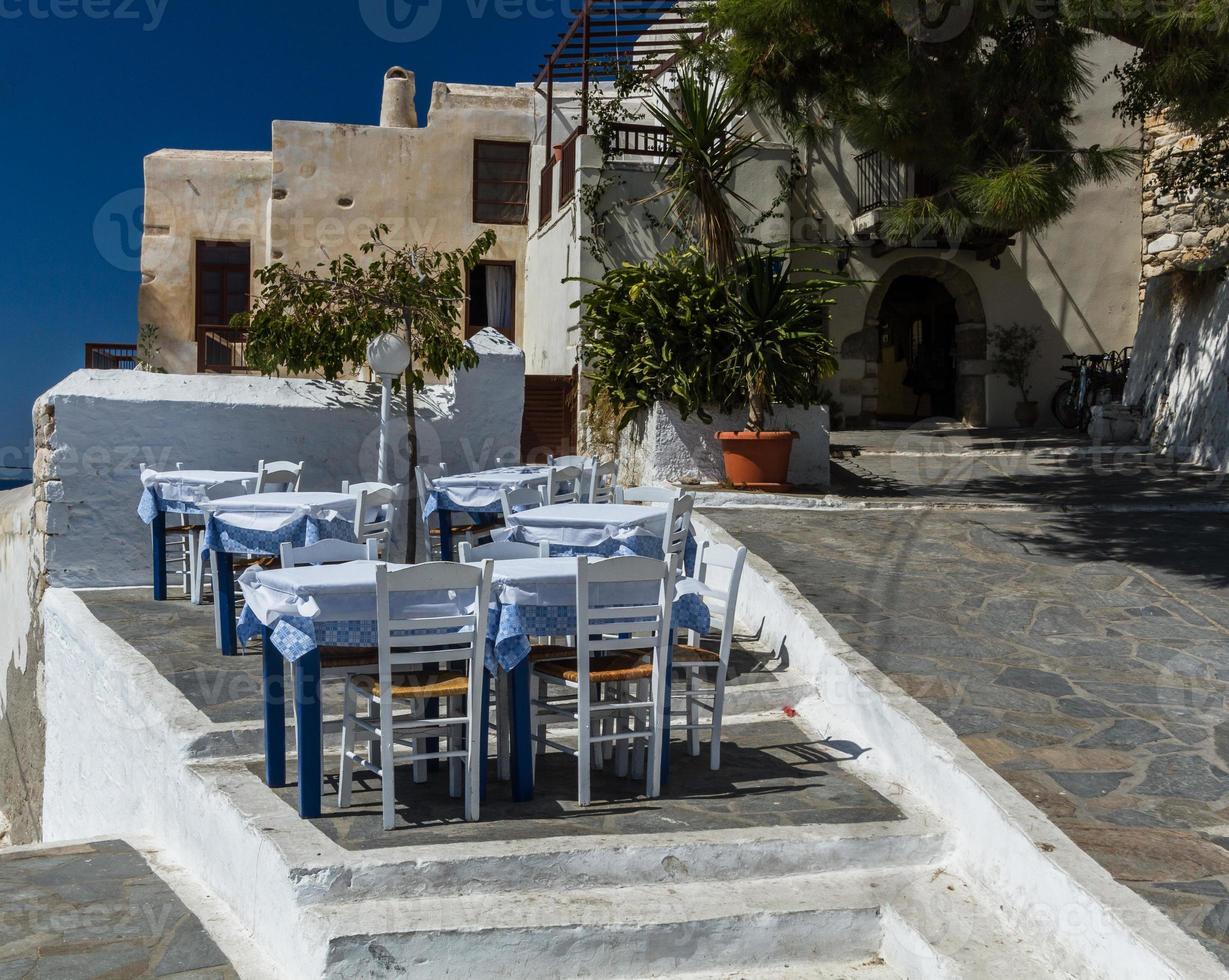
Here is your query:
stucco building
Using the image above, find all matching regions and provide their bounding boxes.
[137,12,1147,452]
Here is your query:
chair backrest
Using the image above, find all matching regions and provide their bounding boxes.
[457,539,549,562]
[548,455,592,470]
[414,465,449,519]
[279,537,379,568]
[255,460,304,494]
[344,482,400,549]
[547,465,584,506]
[501,485,544,522]
[588,459,620,504]
[662,494,695,562]
[574,554,678,677]
[375,561,492,681]
[616,485,683,507]
[691,541,748,663]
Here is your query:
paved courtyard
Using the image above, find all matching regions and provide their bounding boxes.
[0,838,235,978]
[706,502,1229,966]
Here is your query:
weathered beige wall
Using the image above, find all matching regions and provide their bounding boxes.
[790,37,1143,426]
[138,150,271,375]
[271,82,534,349]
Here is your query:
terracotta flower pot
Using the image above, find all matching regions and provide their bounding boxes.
[1015,400,1040,428]
[716,430,798,490]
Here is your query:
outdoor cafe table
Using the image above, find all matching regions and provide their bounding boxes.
[200,491,358,657]
[137,468,258,601]
[501,503,691,565]
[236,557,711,818]
[422,465,549,560]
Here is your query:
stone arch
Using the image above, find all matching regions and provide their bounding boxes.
[859,257,988,425]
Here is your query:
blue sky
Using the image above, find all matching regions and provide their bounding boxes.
[0,0,578,473]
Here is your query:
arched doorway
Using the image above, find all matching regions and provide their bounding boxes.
[875,276,959,420]
[858,258,988,425]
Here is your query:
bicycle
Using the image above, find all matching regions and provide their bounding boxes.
[1052,347,1132,430]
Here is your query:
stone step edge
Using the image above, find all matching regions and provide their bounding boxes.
[187,754,950,905]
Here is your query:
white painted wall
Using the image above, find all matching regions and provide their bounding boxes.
[34,329,523,588]
[0,487,36,719]
[619,403,831,488]
[1127,274,1229,471]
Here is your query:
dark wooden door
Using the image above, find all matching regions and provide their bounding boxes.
[522,375,577,463]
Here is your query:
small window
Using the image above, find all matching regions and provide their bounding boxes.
[467,261,516,341]
[473,140,530,225]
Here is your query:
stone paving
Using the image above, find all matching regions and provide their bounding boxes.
[705,504,1229,967]
[0,838,235,978]
[77,590,902,850]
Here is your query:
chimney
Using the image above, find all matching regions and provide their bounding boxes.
[380,67,417,128]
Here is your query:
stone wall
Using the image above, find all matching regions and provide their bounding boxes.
[0,485,44,845]
[1125,273,1229,472]
[617,403,831,489]
[1141,115,1229,281]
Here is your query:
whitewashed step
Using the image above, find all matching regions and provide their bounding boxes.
[312,865,1058,979]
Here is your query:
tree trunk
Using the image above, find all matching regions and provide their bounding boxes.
[747,378,769,433]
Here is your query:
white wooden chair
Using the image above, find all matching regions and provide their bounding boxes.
[255,460,304,493]
[615,485,683,506]
[669,541,747,770]
[500,485,545,523]
[546,465,584,506]
[547,454,592,470]
[415,466,500,560]
[457,540,548,561]
[662,493,695,565]
[338,561,493,829]
[530,555,677,806]
[588,459,620,504]
[342,481,401,557]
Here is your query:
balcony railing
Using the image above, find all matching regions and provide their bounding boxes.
[609,123,674,159]
[558,129,582,205]
[855,150,908,216]
[538,158,555,227]
[85,343,138,370]
[196,325,254,374]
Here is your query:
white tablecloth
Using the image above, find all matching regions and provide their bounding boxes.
[137,468,258,522]
[502,503,667,552]
[202,492,358,555]
[425,466,549,517]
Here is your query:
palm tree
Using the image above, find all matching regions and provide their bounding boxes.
[645,67,758,271]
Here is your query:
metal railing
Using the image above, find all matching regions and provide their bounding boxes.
[855,149,908,215]
[609,123,674,158]
[538,159,556,227]
[196,326,254,373]
[84,343,138,370]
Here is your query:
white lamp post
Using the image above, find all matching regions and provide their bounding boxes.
[366,333,412,483]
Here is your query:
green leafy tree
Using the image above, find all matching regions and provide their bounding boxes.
[705,0,1145,252]
[236,225,496,559]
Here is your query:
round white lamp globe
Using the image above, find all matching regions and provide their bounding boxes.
[366,333,412,378]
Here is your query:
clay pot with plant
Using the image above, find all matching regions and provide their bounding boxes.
[989,323,1041,428]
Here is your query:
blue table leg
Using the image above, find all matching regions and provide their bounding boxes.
[509,660,533,802]
[294,648,323,819]
[216,551,238,656]
[262,627,286,788]
[151,511,167,601]
[479,669,492,803]
[438,509,454,562]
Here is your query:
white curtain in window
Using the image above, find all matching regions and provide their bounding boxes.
[485,264,514,333]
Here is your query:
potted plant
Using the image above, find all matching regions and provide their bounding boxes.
[989,323,1041,427]
[714,251,841,488]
